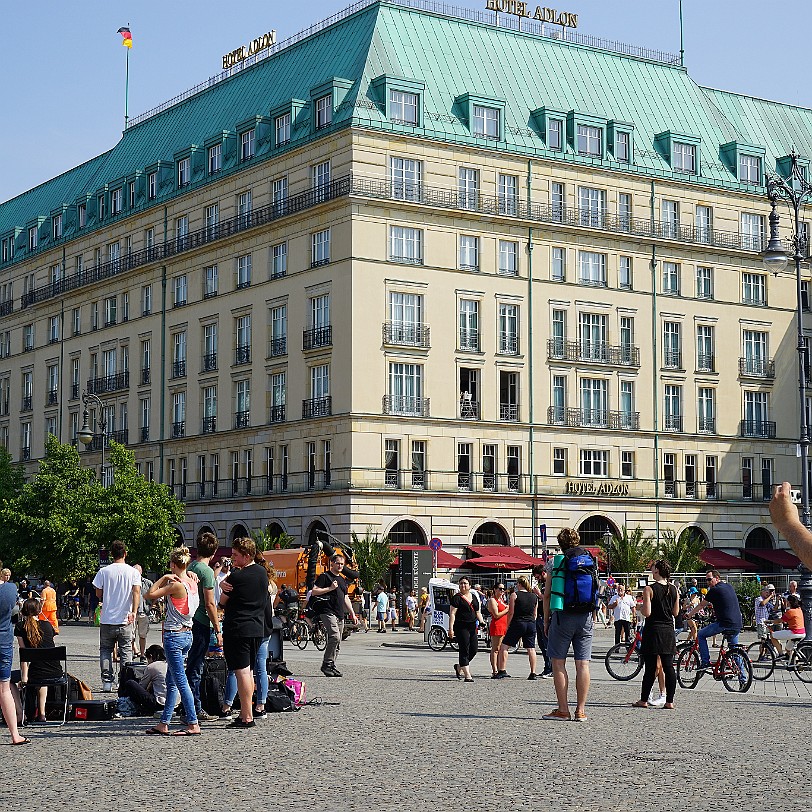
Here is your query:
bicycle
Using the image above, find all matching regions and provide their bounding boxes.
[148,598,166,624]
[746,628,812,682]
[676,631,753,693]
[290,616,327,651]
[57,594,80,623]
[605,621,644,680]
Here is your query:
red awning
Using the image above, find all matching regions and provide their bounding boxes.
[390,544,465,569]
[467,545,539,563]
[743,548,801,568]
[700,549,757,570]
[464,555,543,570]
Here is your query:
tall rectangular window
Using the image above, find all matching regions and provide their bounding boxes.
[743,330,768,375]
[203,323,218,369]
[411,440,426,489]
[459,235,479,271]
[387,362,424,415]
[618,192,631,231]
[272,243,287,278]
[498,174,518,215]
[384,439,400,489]
[204,265,218,298]
[240,128,255,161]
[275,113,290,145]
[388,292,423,346]
[696,325,714,372]
[473,105,499,139]
[173,275,187,307]
[271,372,286,421]
[619,256,632,289]
[390,157,422,202]
[578,251,606,286]
[389,226,422,263]
[739,154,762,184]
[315,95,332,129]
[204,204,218,239]
[577,124,602,156]
[389,90,418,124]
[311,364,330,399]
[548,118,562,150]
[312,230,330,266]
[663,322,681,369]
[742,272,766,305]
[741,213,764,251]
[270,305,287,357]
[661,200,679,238]
[696,205,712,243]
[621,451,634,478]
[553,447,567,476]
[507,445,521,492]
[482,444,497,491]
[177,157,190,187]
[551,309,566,356]
[698,387,715,433]
[664,384,682,431]
[551,247,565,281]
[147,172,157,199]
[619,380,634,429]
[551,182,565,222]
[696,265,713,299]
[662,261,680,295]
[272,177,288,210]
[551,375,566,424]
[458,168,479,210]
[457,442,472,491]
[498,304,519,355]
[580,378,607,426]
[208,143,222,174]
[499,240,518,275]
[236,379,251,419]
[52,214,63,240]
[237,191,252,226]
[142,284,152,316]
[311,294,330,329]
[235,315,251,360]
[615,131,630,162]
[500,371,519,421]
[237,254,252,289]
[673,142,696,173]
[458,299,479,351]
[110,188,123,216]
[579,312,607,361]
[578,186,606,227]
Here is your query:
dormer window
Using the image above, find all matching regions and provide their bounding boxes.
[240,129,255,161]
[315,95,332,129]
[577,125,602,157]
[548,119,563,150]
[28,226,38,251]
[275,113,291,145]
[673,142,696,174]
[52,214,62,240]
[739,154,762,184]
[177,158,190,188]
[616,132,630,163]
[208,144,222,174]
[78,203,87,228]
[97,194,106,220]
[473,105,500,139]
[111,188,123,216]
[390,90,418,125]
[148,172,157,200]
[129,181,136,208]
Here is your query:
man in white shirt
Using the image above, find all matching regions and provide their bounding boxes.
[92,540,141,692]
[608,583,636,645]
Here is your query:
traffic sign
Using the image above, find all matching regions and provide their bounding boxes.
[429,537,442,551]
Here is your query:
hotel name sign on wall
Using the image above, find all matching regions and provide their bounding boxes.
[222,31,277,69]
[485,0,578,28]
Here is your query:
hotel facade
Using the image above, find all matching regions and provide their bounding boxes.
[1,0,809,571]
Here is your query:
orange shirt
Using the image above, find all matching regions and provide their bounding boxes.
[782,607,805,633]
[41,586,57,611]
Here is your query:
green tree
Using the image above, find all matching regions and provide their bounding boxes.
[351,526,395,590]
[0,436,100,579]
[733,578,762,628]
[90,441,185,572]
[601,525,657,573]
[657,528,706,573]
[0,447,26,572]
[251,526,294,552]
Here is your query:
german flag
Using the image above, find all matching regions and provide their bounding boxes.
[117,27,132,48]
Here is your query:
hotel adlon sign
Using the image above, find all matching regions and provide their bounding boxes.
[222,30,277,69]
[486,1,578,27]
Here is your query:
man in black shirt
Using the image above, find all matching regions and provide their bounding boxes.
[311,551,357,677]
[686,569,743,668]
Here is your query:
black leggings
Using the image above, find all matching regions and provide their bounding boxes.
[454,622,478,667]
[615,620,631,645]
[640,651,676,703]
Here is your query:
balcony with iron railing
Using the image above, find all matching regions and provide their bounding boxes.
[302,396,331,419]
[140,368,151,386]
[662,350,682,370]
[741,419,776,438]
[382,395,430,417]
[71,383,80,400]
[739,357,775,378]
[498,334,519,356]
[269,337,287,357]
[458,328,480,352]
[172,360,187,378]
[234,346,251,365]
[202,353,217,372]
[303,326,332,350]
[499,403,519,422]
[234,410,250,429]
[171,421,185,438]
[21,396,32,411]
[382,322,430,348]
[202,416,216,434]
[0,301,12,316]
[546,339,640,367]
[21,446,30,461]
[696,354,715,373]
[269,404,285,423]
[459,396,480,420]
[87,372,129,394]
[663,414,683,432]
[547,406,640,430]
[109,430,127,444]
[140,427,149,442]
[698,416,716,434]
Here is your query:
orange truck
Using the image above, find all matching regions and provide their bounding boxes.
[261,544,361,602]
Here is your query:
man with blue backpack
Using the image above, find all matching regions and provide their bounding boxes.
[542,527,599,722]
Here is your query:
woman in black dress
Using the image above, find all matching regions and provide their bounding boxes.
[448,578,484,682]
[15,598,62,722]
[633,560,680,709]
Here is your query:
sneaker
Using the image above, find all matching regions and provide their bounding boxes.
[527,673,538,680]
[542,709,572,722]
[649,695,667,708]
[253,708,267,720]
[197,710,217,722]
[541,670,554,679]
[573,711,588,722]
[218,707,234,720]
[102,681,114,692]
[321,663,341,677]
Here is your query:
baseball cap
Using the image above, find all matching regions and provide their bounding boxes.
[766,583,776,591]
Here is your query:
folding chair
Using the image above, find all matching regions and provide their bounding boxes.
[19,645,69,726]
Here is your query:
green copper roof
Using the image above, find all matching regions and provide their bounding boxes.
[3,0,812,255]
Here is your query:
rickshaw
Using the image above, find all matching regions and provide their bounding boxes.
[423,578,502,652]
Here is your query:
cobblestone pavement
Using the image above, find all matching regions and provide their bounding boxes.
[2,622,808,811]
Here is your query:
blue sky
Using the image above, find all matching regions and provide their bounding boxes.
[1,0,810,202]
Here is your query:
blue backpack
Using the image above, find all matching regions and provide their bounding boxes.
[562,547,599,613]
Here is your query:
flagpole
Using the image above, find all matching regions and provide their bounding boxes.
[124,22,131,129]
[679,0,684,67]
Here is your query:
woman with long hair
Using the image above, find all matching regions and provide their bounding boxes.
[448,577,484,682]
[497,575,539,679]
[144,546,201,735]
[633,559,680,710]
[15,598,63,723]
[487,584,509,677]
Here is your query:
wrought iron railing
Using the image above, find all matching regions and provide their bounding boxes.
[202,353,217,372]
[234,346,251,365]
[202,416,217,434]
[302,396,332,418]
[547,406,639,430]
[741,420,776,438]
[303,326,332,350]
[382,395,430,417]
[171,421,185,438]
[87,373,129,394]
[547,339,640,366]
[234,410,250,429]
[382,322,430,348]
[269,405,286,423]
[269,337,287,357]
[172,360,187,378]
[739,357,775,378]
[499,403,519,421]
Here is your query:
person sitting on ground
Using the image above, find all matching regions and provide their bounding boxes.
[770,595,806,655]
[119,644,173,715]
[15,598,63,723]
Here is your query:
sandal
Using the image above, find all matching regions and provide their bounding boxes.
[172,729,202,736]
[632,701,649,708]
[145,726,171,735]
[9,737,31,745]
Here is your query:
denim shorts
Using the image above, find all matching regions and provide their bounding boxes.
[546,611,594,661]
[0,640,12,682]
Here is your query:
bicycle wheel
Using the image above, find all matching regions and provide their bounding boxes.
[721,649,753,693]
[793,642,812,683]
[427,627,447,652]
[292,620,309,650]
[605,643,643,681]
[746,640,776,681]
[58,603,71,623]
[312,621,327,651]
[676,647,701,689]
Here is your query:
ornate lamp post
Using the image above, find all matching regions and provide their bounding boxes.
[603,529,612,576]
[77,391,109,481]
[763,150,812,639]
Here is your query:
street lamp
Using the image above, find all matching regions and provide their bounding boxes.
[763,149,812,639]
[603,529,612,576]
[78,391,109,481]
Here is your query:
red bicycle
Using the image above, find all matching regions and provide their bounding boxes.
[676,632,753,693]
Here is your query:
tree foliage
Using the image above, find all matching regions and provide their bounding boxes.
[351,526,395,591]
[251,526,294,552]
[0,447,31,573]
[0,437,183,580]
[657,528,706,574]
[600,525,658,573]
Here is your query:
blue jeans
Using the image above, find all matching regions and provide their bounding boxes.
[224,635,271,706]
[697,622,740,666]
[161,630,197,725]
[185,620,210,713]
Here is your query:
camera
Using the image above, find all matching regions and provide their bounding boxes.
[791,489,802,504]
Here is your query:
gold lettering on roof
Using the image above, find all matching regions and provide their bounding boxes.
[222,31,277,70]
[485,0,578,28]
